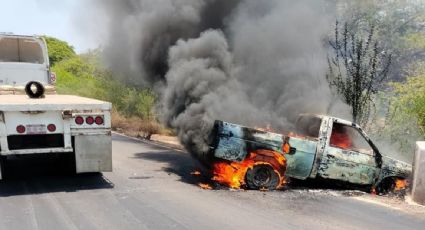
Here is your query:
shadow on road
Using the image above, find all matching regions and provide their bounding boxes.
[0,154,114,197]
[133,150,211,186]
[287,178,370,193]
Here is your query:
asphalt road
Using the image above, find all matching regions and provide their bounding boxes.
[0,134,424,230]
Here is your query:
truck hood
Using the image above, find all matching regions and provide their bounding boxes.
[381,156,412,178]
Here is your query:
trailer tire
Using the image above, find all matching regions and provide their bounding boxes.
[25,81,45,99]
[246,164,280,190]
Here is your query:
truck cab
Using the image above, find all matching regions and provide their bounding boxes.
[288,114,411,190]
[0,34,53,86]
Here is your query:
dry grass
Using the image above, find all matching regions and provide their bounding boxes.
[111,109,173,139]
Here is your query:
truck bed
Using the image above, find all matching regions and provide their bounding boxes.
[0,95,111,111]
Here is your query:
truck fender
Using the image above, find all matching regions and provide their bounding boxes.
[244,149,287,189]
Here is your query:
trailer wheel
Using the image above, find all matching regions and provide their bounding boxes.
[246,164,280,190]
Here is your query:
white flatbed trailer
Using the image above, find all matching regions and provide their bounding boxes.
[0,34,113,179]
[0,95,113,179]
[0,95,112,111]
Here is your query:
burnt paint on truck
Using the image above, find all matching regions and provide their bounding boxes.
[213,121,283,162]
[212,121,320,179]
[212,121,317,179]
[318,147,378,185]
[209,115,412,188]
[286,137,317,179]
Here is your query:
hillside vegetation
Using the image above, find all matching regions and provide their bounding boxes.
[44,37,169,138]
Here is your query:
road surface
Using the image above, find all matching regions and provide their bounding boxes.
[0,134,424,230]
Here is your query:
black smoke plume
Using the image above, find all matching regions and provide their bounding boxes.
[78,0,350,158]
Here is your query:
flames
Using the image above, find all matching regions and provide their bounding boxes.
[394,178,408,191]
[211,158,255,189]
[211,151,286,189]
[254,125,274,132]
[330,131,352,149]
[288,132,302,138]
[370,178,408,195]
[190,171,202,176]
[329,124,353,150]
[198,183,213,190]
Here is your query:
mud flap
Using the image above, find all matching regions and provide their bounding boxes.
[75,134,112,173]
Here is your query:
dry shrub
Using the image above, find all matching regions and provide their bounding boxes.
[111,109,172,139]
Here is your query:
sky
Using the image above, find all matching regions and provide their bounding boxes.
[0,0,94,53]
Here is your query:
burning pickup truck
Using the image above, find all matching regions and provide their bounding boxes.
[206,114,411,192]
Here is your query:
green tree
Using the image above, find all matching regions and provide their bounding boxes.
[327,21,392,125]
[373,62,425,157]
[53,51,157,120]
[334,0,425,82]
[43,36,76,66]
[390,63,425,137]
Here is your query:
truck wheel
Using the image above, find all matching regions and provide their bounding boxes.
[245,164,279,190]
[376,177,406,195]
[376,178,395,194]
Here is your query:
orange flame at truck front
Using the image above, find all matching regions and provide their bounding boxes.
[394,179,408,191]
[212,151,286,189]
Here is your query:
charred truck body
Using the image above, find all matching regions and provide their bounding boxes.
[207,114,412,192]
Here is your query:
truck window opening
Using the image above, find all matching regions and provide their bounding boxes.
[295,115,321,139]
[330,124,353,149]
[0,38,44,64]
[330,123,373,154]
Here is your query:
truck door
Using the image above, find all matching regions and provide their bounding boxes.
[285,115,322,179]
[317,122,379,185]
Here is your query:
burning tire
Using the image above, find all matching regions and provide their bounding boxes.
[245,164,280,190]
[376,177,407,195]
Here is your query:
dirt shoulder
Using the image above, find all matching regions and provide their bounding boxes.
[150,134,184,150]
